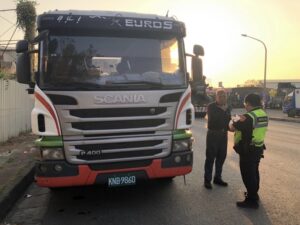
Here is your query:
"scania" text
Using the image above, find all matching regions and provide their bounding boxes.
[94,94,146,104]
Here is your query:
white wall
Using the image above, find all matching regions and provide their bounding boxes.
[0,79,33,143]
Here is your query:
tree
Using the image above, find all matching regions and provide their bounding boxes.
[16,0,37,41]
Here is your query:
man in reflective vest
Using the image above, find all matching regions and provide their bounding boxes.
[229,93,268,209]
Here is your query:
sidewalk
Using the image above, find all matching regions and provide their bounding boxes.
[0,109,299,222]
[232,108,300,123]
[266,109,300,123]
[0,133,37,222]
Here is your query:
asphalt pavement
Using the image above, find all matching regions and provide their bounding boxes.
[0,109,299,223]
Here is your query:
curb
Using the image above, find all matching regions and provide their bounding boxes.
[269,117,300,123]
[0,165,35,222]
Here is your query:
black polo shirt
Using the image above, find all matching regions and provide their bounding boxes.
[207,102,231,131]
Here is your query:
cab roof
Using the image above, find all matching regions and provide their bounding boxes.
[37,10,186,37]
[42,10,177,21]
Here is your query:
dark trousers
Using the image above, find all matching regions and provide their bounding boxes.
[239,148,263,201]
[204,130,228,182]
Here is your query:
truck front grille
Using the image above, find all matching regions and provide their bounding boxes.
[77,149,163,161]
[45,90,181,164]
[72,119,165,130]
[70,107,167,118]
[63,136,172,164]
[75,140,163,150]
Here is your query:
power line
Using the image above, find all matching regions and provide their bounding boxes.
[1,26,18,57]
[0,9,16,12]
[0,43,17,46]
[0,15,15,25]
[0,41,18,46]
[0,24,17,38]
[0,39,21,42]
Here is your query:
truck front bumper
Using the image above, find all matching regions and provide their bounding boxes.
[35,151,193,187]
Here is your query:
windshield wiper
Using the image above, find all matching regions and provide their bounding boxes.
[108,80,163,87]
[44,81,104,90]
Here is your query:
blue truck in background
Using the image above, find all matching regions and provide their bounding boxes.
[283,88,300,117]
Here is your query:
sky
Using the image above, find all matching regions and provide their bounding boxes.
[1,0,299,87]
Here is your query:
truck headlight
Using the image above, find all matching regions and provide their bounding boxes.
[173,139,192,152]
[41,147,64,160]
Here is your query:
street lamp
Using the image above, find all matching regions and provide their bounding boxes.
[241,34,268,99]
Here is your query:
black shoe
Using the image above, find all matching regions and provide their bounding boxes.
[244,192,260,201]
[213,179,228,186]
[204,181,212,189]
[236,199,259,209]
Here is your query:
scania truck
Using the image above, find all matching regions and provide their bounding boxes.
[16,10,201,188]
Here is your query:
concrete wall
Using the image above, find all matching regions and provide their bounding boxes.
[0,79,33,143]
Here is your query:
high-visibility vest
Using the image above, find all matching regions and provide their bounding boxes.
[234,108,268,147]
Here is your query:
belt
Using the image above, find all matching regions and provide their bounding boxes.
[208,129,226,132]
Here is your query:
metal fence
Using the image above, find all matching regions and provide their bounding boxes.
[0,79,33,143]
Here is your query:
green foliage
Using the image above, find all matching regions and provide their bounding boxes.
[0,70,15,79]
[0,70,5,79]
[16,0,37,41]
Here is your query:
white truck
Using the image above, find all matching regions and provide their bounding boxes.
[16,10,204,188]
[283,88,300,117]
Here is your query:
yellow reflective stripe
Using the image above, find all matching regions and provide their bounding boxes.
[247,112,256,127]
[247,111,268,128]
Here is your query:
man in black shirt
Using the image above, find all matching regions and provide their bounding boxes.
[204,89,231,189]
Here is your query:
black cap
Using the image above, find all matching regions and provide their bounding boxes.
[244,93,262,107]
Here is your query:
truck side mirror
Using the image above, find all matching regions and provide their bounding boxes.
[16,52,31,84]
[191,44,205,83]
[193,45,204,57]
[16,40,29,53]
[191,56,202,82]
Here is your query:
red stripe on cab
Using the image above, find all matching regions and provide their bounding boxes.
[175,92,191,128]
[35,92,61,135]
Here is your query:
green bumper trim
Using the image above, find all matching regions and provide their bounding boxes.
[35,136,63,147]
[173,129,193,140]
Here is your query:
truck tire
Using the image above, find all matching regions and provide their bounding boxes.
[287,109,296,117]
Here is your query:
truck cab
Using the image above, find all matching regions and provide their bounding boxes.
[16,10,202,188]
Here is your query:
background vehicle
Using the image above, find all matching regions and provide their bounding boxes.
[228,87,265,108]
[16,10,202,188]
[268,82,295,109]
[282,88,300,117]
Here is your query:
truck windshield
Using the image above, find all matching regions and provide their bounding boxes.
[39,35,186,90]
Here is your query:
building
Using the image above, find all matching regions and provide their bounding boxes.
[264,79,300,89]
[0,48,16,74]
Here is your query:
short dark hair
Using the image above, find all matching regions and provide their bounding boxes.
[244,93,262,107]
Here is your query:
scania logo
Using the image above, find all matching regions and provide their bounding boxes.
[94,94,146,104]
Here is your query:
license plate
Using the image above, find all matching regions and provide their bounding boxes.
[108,174,136,187]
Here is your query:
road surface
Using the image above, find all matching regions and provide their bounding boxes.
[4,119,300,225]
